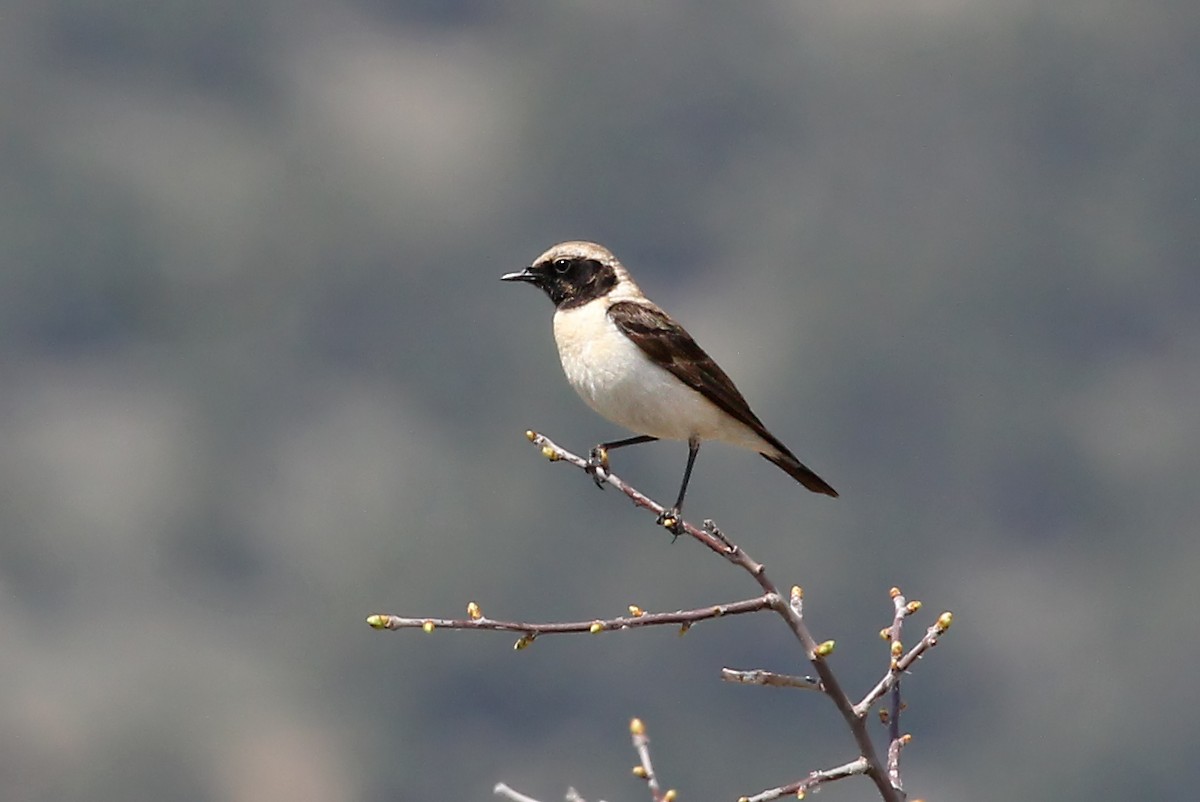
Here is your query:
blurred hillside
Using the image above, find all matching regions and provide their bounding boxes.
[1,2,1198,801]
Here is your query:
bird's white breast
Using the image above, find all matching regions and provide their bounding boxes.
[551,299,769,451]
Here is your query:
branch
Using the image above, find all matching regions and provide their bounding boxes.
[494,783,544,802]
[886,588,909,792]
[629,718,675,802]
[524,432,762,571]
[854,609,954,718]
[522,431,904,802]
[720,668,822,691]
[493,784,598,802]
[739,757,869,802]
[367,595,774,647]
[493,721,672,802]
[887,734,914,795]
[375,430,956,802]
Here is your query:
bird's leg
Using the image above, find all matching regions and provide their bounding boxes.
[586,434,658,488]
[657,438,700,536]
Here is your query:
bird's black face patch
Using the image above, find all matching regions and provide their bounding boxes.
[526,256,617,309]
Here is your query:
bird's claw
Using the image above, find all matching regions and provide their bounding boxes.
[657,508,685,539]
[585,445,610,489]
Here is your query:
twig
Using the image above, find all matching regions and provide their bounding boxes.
[885,588,909,792]
[887,733,914,794]
[494,782,544,802]
[526,432,760,571]
[720,668,822,691]
[367,595,774,646]
[494,783,597,802]
[854,611,953,718]
[629,718,675,802]
[739,757,870,802]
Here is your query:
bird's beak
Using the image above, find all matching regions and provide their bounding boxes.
[501,266,539,284]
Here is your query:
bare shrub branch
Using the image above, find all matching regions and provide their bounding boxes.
[374,430,954,802]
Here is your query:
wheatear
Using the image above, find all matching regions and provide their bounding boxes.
[503,241,836,531]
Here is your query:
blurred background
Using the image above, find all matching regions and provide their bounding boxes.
[2,2,1197,800]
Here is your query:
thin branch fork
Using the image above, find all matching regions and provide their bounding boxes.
[855,612,953,718]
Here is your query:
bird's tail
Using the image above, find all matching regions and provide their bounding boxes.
[762,452,839,497]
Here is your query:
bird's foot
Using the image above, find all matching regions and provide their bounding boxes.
[585,445,610,489]
[656,507,685,539]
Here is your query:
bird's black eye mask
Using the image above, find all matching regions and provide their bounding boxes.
[536,257,617,309]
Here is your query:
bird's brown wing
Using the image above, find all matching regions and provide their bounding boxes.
[607,300,838,497]
[606,300,769,436]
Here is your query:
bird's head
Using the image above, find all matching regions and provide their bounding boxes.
[502,241,636,309]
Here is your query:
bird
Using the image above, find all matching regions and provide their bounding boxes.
[502,240,836,532]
